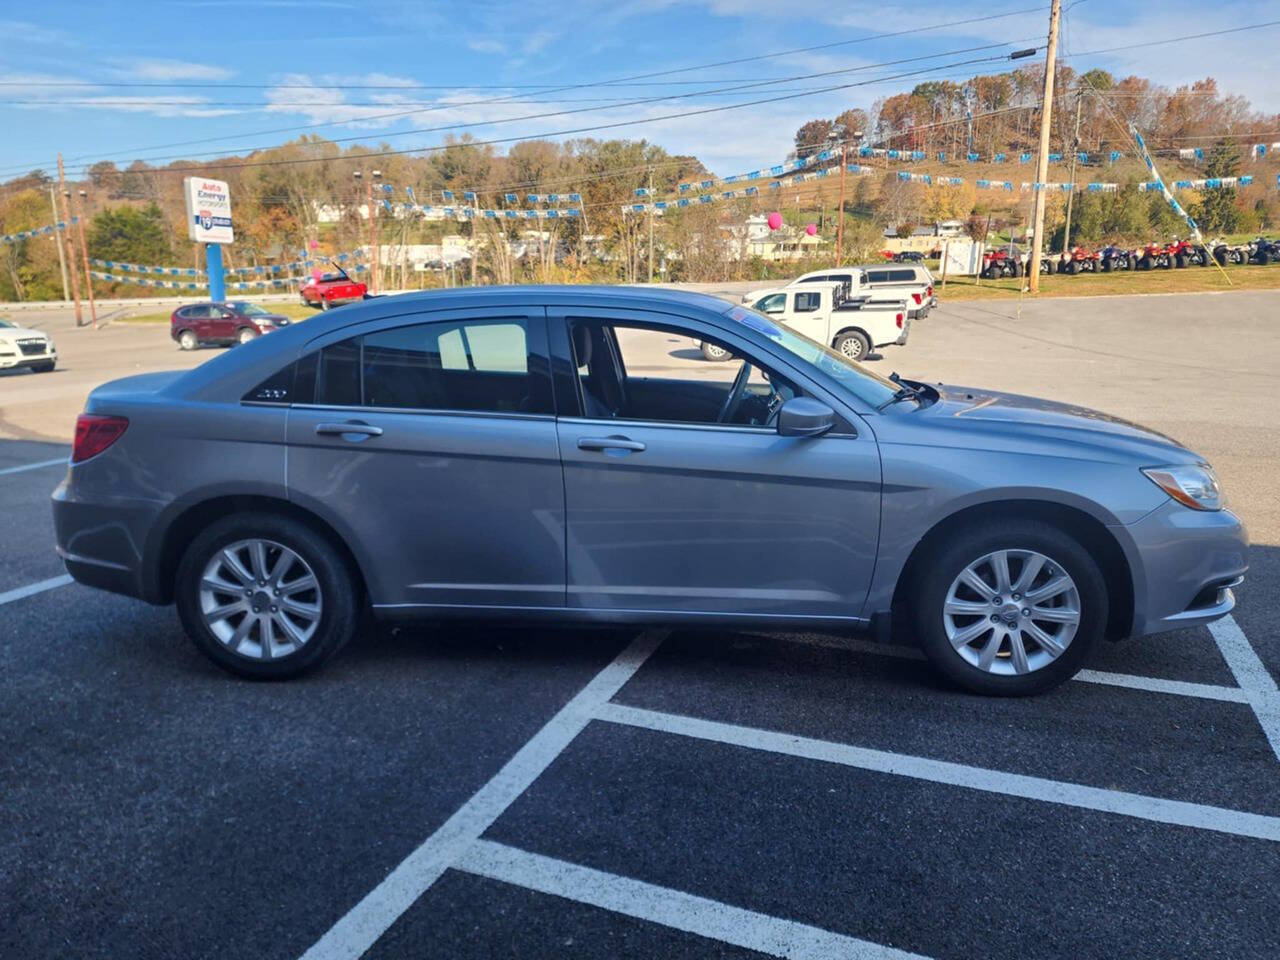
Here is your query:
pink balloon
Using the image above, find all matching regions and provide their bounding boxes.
[309,240,319,250]
[311,268,323,280]
[805,223,817,236]
[767,211,783,231]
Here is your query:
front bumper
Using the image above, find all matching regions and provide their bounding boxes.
[0,343,56,369]
[1124,500,1248,636]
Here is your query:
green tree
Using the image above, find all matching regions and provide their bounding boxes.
[88,203,173,265]
[1190,139,1240,234]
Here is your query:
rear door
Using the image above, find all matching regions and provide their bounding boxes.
[286,308,565,609]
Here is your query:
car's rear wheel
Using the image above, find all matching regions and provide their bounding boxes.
[178,329,198,351]
[833,330,870,361]
[176,513,360,680]
[913,519,1106,696]
[700,341,731,362]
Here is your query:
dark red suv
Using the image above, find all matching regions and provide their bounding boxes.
[170,301,289,351]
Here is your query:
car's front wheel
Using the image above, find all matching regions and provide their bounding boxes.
[913,519,1106,696]
[700,341,731,362]
[176,513,360,679]
[236,327,258,345]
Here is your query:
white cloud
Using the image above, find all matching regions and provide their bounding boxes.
[467,38,508,55]
[0,72,241,118]
[112,58,235,81]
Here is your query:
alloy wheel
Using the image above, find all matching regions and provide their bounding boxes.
[840,338,864,360]
[942,548,1080,676]
[198,538,322,660]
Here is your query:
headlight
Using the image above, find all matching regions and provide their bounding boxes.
[1141,463,1224,511]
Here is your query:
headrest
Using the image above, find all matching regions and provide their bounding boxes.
[572,324,593,366]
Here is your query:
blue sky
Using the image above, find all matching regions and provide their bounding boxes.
[3,0,1277,183]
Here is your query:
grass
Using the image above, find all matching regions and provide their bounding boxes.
[937,264,1280,300]
[119,302,317,324]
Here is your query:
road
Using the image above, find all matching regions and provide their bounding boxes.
[2,289,1278,959]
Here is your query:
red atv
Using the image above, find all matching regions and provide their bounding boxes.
[1058,246,1100,275]
[1136,241,1171,270]
[981,249,1022,279]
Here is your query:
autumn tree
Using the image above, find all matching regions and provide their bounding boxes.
[794,119,835,158]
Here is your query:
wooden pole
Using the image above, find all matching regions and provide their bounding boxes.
[74,190,97,329]
[49,186,69,301]
[836,143,848,266]
[56,155,83,326]
[1027,0,1061,293]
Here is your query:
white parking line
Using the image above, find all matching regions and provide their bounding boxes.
[1209,615,1280,761]
[783,632,1254,704]
[458,839,929,960]
[597,703,1280,843]
[0,457,65,477]
[299,629,669,960]
[0,574,73,606]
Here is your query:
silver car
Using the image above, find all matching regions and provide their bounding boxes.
[52,287,1247,695]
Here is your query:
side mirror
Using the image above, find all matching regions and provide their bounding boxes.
[777,397,836,438]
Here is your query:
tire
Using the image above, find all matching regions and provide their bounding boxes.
[1214,247,1228,267]
[1066,260,1080,275]
[1042,259,1056,275]
[1011,261,1023,278]
[1101,258,1112,272]
[177,329,198,351]
[320,297,331,311]
[175,512,360,680]
[912,518,1107,696]
[700,341,732,362]
[832,330,871,361]
[1138,256,1153,271]
[236,327,258,345]
[1258,251,1272,266]
[32,360,56,373]
[1175,253,1188,269]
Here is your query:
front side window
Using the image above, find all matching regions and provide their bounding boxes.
[568,320,801,429]
[754,293,786,314]
[312,317,550,414]
[793,291,821,313]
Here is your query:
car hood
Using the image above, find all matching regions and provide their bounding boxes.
[0,325,49,339]
[921,382,1198,464]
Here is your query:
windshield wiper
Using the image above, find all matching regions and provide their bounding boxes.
[881,372,923,407]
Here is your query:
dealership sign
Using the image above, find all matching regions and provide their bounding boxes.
[183,177,234,244]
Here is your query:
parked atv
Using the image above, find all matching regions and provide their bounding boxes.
[1099,245,1133,271]
[1059,246,1101,275]
[1136,241,1171,270]
[1245,236,1280,265]
[981,250,1022,279]
[1210,239,1248,266]
[1166,238,1209,268]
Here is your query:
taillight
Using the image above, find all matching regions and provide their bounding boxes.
[927,284,933,297]
[73,414,128,463]
[912,292,922,304]
[896,313,904,328]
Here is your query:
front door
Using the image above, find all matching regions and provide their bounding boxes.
[286,309,565,609]
[552,309,881,621]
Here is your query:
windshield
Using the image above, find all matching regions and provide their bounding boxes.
[230,302,271,316]
[726,305,900,407]
[0,319,14,328]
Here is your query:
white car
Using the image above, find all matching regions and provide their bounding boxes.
[743,266,934,319]
[712,282,908,362]
[0,319,57,373]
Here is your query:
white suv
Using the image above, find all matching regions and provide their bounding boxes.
[0,319,57,373]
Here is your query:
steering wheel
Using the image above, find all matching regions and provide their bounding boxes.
[716,360,752,424]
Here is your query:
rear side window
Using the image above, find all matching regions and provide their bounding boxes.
[890,269,916,282]
[243,363,295,404]
[865,270,888,283]
[793,291,821,313]
[798,275,828,283]
[313,317,551,415]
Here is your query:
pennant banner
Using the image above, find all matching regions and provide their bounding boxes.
[91,248,367,279]
[1130,123,1201,242]
[91,264,369,291]
[2,218,78,245]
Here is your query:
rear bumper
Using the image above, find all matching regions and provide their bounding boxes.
[1125,501,1249,636]
[51,480,163,603]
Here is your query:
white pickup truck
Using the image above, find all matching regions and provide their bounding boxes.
[741,266,934,319]
[709,281,908,362]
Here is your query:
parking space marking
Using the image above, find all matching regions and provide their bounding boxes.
[299,629,669,960]
[0,457,65,477]
[784,633,1253,704]
[458,839,929,960]
[1209,615,1280,761]
[0,574,73,607]
[597,703,1280,843]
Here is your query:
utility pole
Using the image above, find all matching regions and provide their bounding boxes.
[836,142,848,265]
[73,190,97,329]
[48,186,69,301]
[646,167,655,283]
[1027,0,1061,293]
[56,155,83,327]
[1061,90,1084,253]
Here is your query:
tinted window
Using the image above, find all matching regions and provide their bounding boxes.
[793,291,821,313]
[314,318,550,415]
[243,363,294,404]
[890,269,915,282]
[798,275,828,283]
[864,270,887,283]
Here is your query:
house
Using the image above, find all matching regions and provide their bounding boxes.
[723,214,828,262]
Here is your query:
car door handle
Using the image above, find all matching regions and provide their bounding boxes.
[577,436,646,453]
[315,421,383,438]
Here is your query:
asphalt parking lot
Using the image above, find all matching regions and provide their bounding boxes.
[2,289,1278,959]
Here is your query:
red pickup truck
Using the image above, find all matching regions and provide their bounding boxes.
[300,266,367,310]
